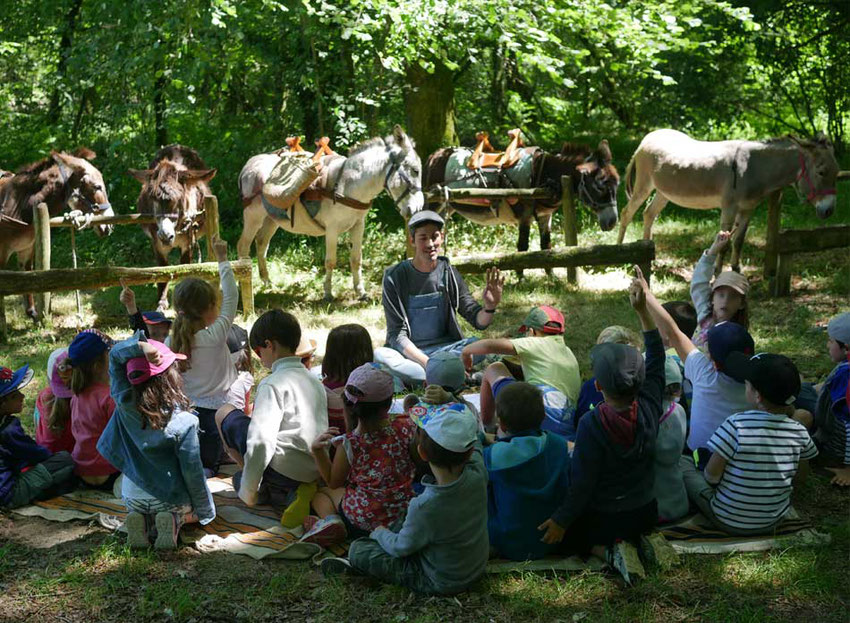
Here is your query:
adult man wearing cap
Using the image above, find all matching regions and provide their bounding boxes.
[374,210,504,386]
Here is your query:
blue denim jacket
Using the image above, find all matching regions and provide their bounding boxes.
[96,333,215,524]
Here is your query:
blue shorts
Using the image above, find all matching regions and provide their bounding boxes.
[492,376,576,441]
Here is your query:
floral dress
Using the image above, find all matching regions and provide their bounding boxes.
[340,416,416,532]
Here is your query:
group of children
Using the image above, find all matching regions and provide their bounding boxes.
[1,231,848,592]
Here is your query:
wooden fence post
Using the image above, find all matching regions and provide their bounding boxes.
[561,175,578,284]
[764,190,782,281]
[773,253,793,297]
[33,203,51,323]
[204,195,220,258]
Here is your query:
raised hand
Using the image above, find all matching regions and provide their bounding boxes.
[482,267,505,309]
[212,236,228,263]
[138,340,163,366]
[461,345,475,372]
[629,266,648,311]
[119,279,137,315]
[709,229,734,255]
[424,385,452,405]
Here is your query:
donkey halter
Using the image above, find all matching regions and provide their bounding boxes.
[795,151,836,203]
[56,162,112,216]
[382,139,421,204]
[577,157,616,210]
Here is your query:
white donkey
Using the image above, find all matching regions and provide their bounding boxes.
[237,125,424,300]
[617,129,839,273]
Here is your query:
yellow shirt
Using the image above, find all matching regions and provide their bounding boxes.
[511,335,581,402]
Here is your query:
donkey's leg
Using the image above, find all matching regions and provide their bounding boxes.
[323,225,340,302]
[349,214,368,300]
[730,208,754,273]
[18,246,37,320]
[617,174,654,244]
[237,198,265,261]
[537,211,554,277]
[153,240,171,311]
[715,204,738,275]
[641,192,670,240]
[254,217,279,285]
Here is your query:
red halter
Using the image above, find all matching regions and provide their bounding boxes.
[796,151,836,203]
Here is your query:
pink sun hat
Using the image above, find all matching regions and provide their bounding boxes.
[126,340,186,385]
[47,348,73,399]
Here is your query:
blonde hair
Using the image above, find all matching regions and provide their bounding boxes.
[596,325,641,348]
[47,395,72,432]
[70,351,109,395]
[171,277,218,371]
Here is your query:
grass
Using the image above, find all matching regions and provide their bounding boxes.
[1,191,849,622]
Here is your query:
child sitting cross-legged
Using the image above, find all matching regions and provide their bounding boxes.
[678,352,817,534]
[96,334,215,549]
[485,381,570,561]
[215,310,328,529]
[539,270,663,584]
[303,364,417,548]
[321,402,488,595]
[463,305,580,439]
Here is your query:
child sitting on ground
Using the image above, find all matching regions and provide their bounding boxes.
[304,364,416,547]
[1,365,75,509]
[225,324,255,416]
[654,356,688,523]
[96,334,215,549]
[679,352,817,534]
[35,348,75,454]
[575,325,642,422]
[463,306,580,439]
[321,401,488,595]
[215,310,327,529]
[691,231,749,350]
[168,237,238,476]
[321,324,375,432]
[485,381,570,561]
[812,312,850,486]
[404,352,479,420]
[119,279,172,342]
[68,329,119,488]
[539,271,663,583]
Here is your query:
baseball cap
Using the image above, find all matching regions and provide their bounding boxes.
[0,365,34,398]
[519,305,564,335]
[712,271,749,296]
[724,352,801,406]
[227,324,249,354]
[344,363,394,404]
[707,322,754,369]
[827,312,850,344]
[126,340,187,385]
[68,329,114,366]
[591,342,645,395]
[47,348,73,399]
[425,352,466,393]
[408,401,478,453]
[141,311,172,325]
[407,210,444,232]
[596,325,640,347]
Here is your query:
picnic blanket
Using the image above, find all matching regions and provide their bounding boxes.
[659,508,830,554]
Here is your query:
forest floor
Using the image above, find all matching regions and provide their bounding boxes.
[1,201,848,622]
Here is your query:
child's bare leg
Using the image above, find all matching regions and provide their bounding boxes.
[215,404,244,467]
[480,362,512,428]
[826,466,850,487]
[791,408,814,430]
[312,487,344,517]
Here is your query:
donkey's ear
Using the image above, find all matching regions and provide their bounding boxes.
[72,147,97,161]
[52,151,84,178]
[392,124,411,148]
[127,169,152,184]
[596,139,612,164]
[178,168,217,185]
[813,131,832,148]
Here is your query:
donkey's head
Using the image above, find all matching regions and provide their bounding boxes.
[791,133,838,219]
[52,150,114,237]
[557,140,620,231]
[383,125,424,219]
[129,161,216,245]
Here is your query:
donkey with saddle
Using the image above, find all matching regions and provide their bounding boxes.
[423,130,620,261]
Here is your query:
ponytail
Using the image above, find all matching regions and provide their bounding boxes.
[171,277,218,371]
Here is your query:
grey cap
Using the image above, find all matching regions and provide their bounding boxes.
[828,312,850,344]
[591,342,645,395]
[425,351,466,392]
[407,210,445,232]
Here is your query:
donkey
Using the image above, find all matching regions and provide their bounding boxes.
[0,149,113,318]
[237,125,424,301]
[129,145,216,310]
[617,129,839,273]
[424,140,620,257]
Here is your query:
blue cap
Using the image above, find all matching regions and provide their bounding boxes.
[425,352,466,392]
[0,365,34,398]
[707,322,754,371]
[68,329,114,366]
[142,311,171,325]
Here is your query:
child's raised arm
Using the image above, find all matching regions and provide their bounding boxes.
[208,237,238,341]
[636,268,697,364]
[691,231,732,323]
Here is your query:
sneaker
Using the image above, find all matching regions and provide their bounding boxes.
[153,512,179,550]
[302,515,320,533]
[320,556,352,576]
[606,540,645,586]
[638,532,678,571]
[125,512,149,549]
[300,515,347,549]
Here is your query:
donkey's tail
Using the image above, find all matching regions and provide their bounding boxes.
[624,154,637,201]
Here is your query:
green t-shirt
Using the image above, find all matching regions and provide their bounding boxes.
[511,335,581,402]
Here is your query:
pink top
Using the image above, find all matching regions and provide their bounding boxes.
[340,416,416,532]
[323,378,347,432]
[35,387,74,454]
[70,383,117,476]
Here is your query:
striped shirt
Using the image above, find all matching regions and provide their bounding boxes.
[707,410,818,531]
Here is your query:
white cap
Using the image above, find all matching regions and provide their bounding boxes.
[408,402,478,453]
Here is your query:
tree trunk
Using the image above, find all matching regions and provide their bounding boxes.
[405,61,458,158]
[154,66,168,147]
[48,0,84,124]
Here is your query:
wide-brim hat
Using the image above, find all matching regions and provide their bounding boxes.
[0,365,34,398]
